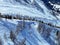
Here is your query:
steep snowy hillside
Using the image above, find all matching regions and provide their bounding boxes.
[0,18,59,45]
[0,19,51,45]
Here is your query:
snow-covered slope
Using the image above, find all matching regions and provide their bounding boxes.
[0,0,55,19]
[0,0,60,27]
[0,0,60,45]
[0,19,52,45]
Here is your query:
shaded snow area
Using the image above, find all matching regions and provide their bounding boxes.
[0,18,59,45]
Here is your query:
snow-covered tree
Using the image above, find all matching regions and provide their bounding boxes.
[56,30,60,45]
[45,28,52,38]
[10,30,16,42]
[0,38,3,45]
[4,33,8,40]
[37,22,45,33]
[16,20,25,35]
[0,13,1,17]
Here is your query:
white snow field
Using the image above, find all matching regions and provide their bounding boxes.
[0,0,60,27]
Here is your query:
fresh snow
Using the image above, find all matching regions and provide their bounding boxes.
[0,0,60,45]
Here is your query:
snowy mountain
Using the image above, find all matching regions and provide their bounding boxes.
[0,0,60,45]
